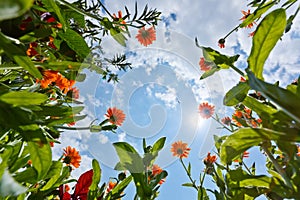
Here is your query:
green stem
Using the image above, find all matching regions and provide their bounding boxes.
[223,25,239,40]
[199,171,206,200]
[262,144,293,190]
[96,0,114,18]
[242,161,252,175]
[54,126,91,130]
[180,158,198,191]
[230,65,245,77]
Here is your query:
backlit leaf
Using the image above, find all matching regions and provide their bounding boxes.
[0,91,47,106]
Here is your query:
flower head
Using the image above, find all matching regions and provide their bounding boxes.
[240,10,256,28]
[221,117,231,126]
[199,57,211,72]
[63,146,81,168]
[218,38,225,48]
[297,146,300,156]
[171,141,191,158]
[26,42,39,57]
[203,152,217,166]
[198,102,215,119]
[152,164,163,176]
[136,26,156,47]
[106,181,117,193]
[37,70,59,88]
[105,107,126,126]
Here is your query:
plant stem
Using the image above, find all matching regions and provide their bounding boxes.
[223,25,239,40]
[96,0,114,18]
[262,144,293,189]
[211,116,233,133]
[54,126,91,130]
[180,158,198,191]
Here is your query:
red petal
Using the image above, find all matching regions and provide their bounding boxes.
[73,169,94,199]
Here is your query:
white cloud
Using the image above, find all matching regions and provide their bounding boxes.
[98,134,109,144]
[154,86,177,109]
[118,132,126,142]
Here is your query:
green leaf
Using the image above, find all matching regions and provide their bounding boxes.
[88,159,101,200]
[187,162,191,175]
[247,9,286,80]
[0,147,13,178]
[182,183,194,187]
[27,142,52,180]
[0,0,34,21]
[220,127,300,164]
[0,32,42,78]
[152,137,166,152]
[58,28,90,59]
[110,28,127,47]
[111,175,133,195]
[197,187,208,200]
[113,142,144,173]
[0,91,47,106]
[247,70,300,123]
[14,167,37,184]
[223,82,250,106]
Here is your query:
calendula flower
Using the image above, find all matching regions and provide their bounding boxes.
[240,10,256,28]
[221,117,231,126]
[297,146,300,156]
[243,151,250,158]
[152,164,163,176]
[105,107,126,126]
[106,181,117,193]
[198,102,215,119]
[199,57,211,72]
[218,38,225,48]
[63,146,81,168]
[171,141,191,158]
[248,31,255,37]
[37,70,59,88]
[203,152,217,166]
[136,26,156,47]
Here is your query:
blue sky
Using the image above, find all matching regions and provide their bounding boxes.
[53,0,300,199]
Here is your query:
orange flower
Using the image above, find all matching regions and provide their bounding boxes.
[152,164,163,176]
[68,87,80,99]
[240,10,256,28]
[170,141,191,158]
[105,107,126,126]
[198,102,215,119]
[56,74,73,93]
[63,146,81,168]
[106,181,117,193]
[136,26,156,47]
[297,146,300,156]
[113,10,126,26]
[199,57,211,72]
[37,70,59,88]
[50,141,54,147]
[48,36,57,49]
[203,152,217,165]
[158,179,165,185]
[218,38,225,48]
[221,117,231,126]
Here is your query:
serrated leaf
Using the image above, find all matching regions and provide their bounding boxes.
[247,9,286,79]
[58,28,90,59]
[223,82,250,106]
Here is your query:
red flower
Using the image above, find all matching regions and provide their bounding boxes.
[136,26,156,47]
[105,107,126,126]
[19,16,32,30]
[198,102,215,119]
[240,77,247,82]
[106,181,117,193]
[199,57,211,72]
[26,42,39,57]
[170,141,191,159]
